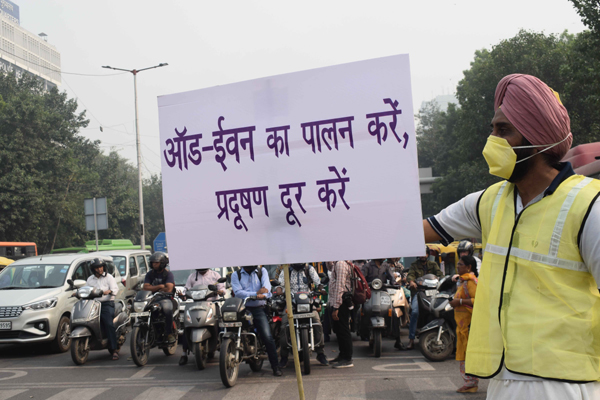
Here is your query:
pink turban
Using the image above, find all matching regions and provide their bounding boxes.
[494,74,572,160]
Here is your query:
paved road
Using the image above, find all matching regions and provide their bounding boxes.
[0,334,488,399]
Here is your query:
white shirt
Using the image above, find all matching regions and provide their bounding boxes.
[86,273,119,302]
[430,188,600,382]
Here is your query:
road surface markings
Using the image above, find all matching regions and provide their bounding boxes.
[0,389,27,400]
[407,377,460,399]
[132,386,194,400]
[46,387,110,400]
[0,370,27,381]
[106,366,155,380]
[316,378,366,399]
[371,358,435,372]
[222,383,279,400]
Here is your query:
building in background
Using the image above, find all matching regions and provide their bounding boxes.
[0,0,60,90]
[420,94,458,113]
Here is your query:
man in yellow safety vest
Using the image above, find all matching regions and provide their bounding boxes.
[423,74,600,399]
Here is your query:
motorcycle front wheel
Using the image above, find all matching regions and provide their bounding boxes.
[373,329,382,358]
[219,337,239,388]
[419,329,453,361]
[130,325,149,366]
[70,337,89,365]
[301,329,311,375]
[194,341,207,370]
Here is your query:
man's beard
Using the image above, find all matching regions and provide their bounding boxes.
[508,146,536,183]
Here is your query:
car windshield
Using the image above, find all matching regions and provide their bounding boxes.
[0,264,70,289]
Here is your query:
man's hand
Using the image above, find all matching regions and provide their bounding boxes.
[332,309,339,321]
[257,287,269,294]
[218,290,225,296]
[409,281,417,289]
[257,294,266,300]
[452,274,460,282]
[103,290,111,295]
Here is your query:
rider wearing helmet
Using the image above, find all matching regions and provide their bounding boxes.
[86,258,120,359]
[178,268,225,366]
[456,240,481,274]
[405,247,443,350]
[143,252,177,343]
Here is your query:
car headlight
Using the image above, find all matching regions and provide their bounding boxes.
[133,301,147,313]
[223,311,237,321]
[23,297,58,311]
[371,279,383,290]
[191,290,207,300]
[297,304,310,313]
[89,302,100,320]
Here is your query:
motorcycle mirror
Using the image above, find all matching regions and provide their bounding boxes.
[318,272,326,278]
[320,276,330,285]
[217,277,227,283]
[208,284,217,292]
[269,279,279,287]
[440,252,448,258]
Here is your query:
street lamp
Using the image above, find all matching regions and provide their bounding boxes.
[102,63,168,250]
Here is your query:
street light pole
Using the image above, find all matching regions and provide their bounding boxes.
[102,63,168,250]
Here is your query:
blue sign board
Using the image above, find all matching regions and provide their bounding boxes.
[0,0,20,25]
[153,232,167,252]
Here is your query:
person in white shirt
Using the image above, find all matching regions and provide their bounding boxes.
[86,258,119,360]
[178,268,225,366]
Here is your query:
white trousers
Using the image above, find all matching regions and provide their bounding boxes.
[488,379,600,400]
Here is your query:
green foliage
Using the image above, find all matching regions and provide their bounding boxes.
[418,29,600,217]
[569,0,600,36]
[0,73,165,252]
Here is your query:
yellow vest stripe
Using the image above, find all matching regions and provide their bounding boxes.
[485,244,588,272]
[491,181,508,223]
[549,177,593,257]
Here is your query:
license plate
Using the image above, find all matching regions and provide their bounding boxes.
[130,312,150,317]
[292,313,314,319]
[219,322,242,328]
[0,321,11,330]
[425,290,436,296]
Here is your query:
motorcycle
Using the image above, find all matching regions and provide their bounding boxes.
[266,279,285,354]
[69,283,130,365]
[129,290,180,366]
[218,295,268,387]
[361,278,394,357]
[181,281,225,370]
[415,274,457,361]
[385,281,411,339]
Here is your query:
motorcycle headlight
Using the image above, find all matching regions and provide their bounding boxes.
[133,301,147,313]
[191,290,207,300]
[371,279,383,290]
[297,304,310,313]
[424,279,438,288]
[89,302,100,320]
[223,311,237,321]
[23,297,58,311]
[77,287,92,298]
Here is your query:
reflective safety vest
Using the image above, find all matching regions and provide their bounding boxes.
[466,175,600,382]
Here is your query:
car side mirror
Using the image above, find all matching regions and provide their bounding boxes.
[73,279,86,289]
[208,284,217,292]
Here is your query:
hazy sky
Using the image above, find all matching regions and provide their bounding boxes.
[22,0,586,177]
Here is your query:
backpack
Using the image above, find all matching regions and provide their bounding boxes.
[347,261,371,305]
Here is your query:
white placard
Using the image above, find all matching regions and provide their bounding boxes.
[158,54,424,270]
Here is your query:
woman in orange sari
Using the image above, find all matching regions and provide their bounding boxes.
[449,255,479,393]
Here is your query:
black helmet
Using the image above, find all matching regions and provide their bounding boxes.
[149,252,169,271]
[457,240,474,257]
[90,258,107,277]
[291,263,305,271]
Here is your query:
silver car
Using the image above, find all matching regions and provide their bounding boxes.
[0,253,123,352]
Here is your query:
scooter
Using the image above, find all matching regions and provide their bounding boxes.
[69,282,130,365]
[386,281,410,337]
[362,278,393,357]
[182,282,224,370]
[415,274,456,361]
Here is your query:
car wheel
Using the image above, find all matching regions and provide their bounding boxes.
[51,315,71,353]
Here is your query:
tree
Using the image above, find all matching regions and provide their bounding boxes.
[569,0,600,37]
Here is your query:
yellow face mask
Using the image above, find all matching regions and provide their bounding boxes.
[482,136,517,179]
[482,133,573,180]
